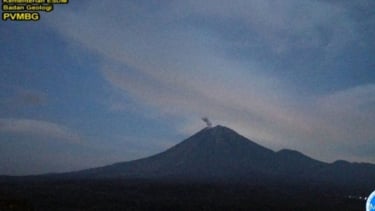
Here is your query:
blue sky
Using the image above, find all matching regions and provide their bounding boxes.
[1,0,374,175]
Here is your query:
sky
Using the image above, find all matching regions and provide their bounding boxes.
[0,0,374,175]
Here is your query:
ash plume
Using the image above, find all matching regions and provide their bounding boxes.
[202,117,212,128]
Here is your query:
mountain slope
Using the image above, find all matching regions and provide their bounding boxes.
[73,125,276,179]
[64,125,375,187]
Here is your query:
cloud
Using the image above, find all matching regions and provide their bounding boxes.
[45,1,375,163]
[175,0,361,56]
[318,84,375,112]
[101,61,375,163]
[0,118,82,144]
[313,84,375,143]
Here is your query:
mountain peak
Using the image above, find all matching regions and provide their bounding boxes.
[169,125,275,164]
[209,125,227,129]
[202,124,237,134]
[192,125,259,147]
[66,125,375,186]
[202,124,229,131]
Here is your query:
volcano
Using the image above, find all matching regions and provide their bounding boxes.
[66,125,375,186]
[1,125,374,211]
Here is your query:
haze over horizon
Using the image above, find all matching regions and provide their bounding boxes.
[1,0,375,175]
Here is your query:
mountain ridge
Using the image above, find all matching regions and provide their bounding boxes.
[1,125,374,188]
[50,125,374,187]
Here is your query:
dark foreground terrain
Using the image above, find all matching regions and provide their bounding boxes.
[0,178,369,211]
